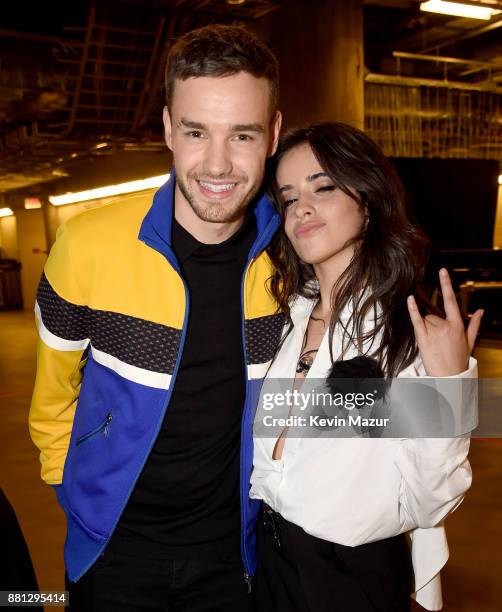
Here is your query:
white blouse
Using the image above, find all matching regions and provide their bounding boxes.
[250,294,477,611]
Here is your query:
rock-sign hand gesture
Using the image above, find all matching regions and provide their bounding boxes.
[407,268,483,376]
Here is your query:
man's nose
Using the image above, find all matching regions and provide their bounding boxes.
[203,140,233,177]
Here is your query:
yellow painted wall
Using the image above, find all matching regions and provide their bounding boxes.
[16,209,47,310]
[0,216,19,260]
[493,184,502,249]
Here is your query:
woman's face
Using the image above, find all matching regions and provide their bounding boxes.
[277,143,365,266]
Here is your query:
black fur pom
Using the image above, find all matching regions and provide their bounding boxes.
[326,356,387,399]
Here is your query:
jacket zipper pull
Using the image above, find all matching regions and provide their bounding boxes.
[243,572,252,594]
[104,413,113,437]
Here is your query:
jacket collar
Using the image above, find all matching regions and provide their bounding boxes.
[138,166,280,265]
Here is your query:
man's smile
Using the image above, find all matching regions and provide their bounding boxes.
[196,179,239,199]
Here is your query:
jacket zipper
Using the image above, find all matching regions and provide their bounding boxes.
[240,261,253,590]
[239,216,280,591]
[76,413,113,446]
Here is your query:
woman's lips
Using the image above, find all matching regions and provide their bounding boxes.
[294,221,325,237]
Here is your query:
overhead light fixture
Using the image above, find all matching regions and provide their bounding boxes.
[51,168,70,178]
[420,0,501,20]
[49,173,170,206]
[225,0,247,4]
[94,142,109,149]
[0,207,14,218]
[24,197,42,210]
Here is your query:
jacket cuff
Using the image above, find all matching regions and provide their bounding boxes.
[51,483,66,508]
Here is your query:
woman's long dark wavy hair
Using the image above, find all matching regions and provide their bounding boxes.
[267,122,439,377]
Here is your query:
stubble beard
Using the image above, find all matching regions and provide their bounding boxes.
[177,173,262,224]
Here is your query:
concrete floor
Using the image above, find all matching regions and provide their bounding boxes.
[0,310,501,611]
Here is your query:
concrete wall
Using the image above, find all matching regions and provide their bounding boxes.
[269,0,364,129]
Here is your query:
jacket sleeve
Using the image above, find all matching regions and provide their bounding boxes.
[29,222,90,485]
[393,357,477,529]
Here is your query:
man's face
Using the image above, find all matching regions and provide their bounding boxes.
[163,72,281,225]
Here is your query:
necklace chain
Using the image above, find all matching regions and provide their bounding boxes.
[296,301,326,375]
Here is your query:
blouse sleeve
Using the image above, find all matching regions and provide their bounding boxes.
[393,356,477,528]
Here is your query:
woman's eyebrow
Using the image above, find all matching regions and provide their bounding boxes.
[306,172,329,182]
[278,171,330,193]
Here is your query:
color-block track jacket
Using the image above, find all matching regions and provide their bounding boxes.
[29,169,283,583]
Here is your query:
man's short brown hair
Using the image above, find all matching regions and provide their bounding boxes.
[165,24,279,114]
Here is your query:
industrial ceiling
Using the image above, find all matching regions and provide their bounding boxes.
[1,0,501,201]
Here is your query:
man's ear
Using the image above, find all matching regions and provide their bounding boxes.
[268,110,282,157]
[163,106,173,151]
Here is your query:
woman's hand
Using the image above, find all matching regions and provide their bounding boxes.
[407,268,483,376]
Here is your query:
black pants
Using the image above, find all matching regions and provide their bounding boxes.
[65,548,253,612]
[255,505,414,612]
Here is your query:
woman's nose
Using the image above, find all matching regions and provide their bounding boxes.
[294,196,315,218]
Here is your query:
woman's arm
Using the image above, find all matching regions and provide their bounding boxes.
[395,436,472,528]
[394,356,476,528]
[394,268,479,527]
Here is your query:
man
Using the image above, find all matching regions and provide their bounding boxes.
[30,24,283,610]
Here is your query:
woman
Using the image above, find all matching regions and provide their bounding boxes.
[250,122,482,611]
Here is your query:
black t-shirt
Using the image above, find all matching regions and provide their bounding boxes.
[110,214,257,559]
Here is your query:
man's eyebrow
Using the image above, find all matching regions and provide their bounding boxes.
[177,119,264,133]
[178,118,206,130]
[307,172,329,182]
[231,123,265,133]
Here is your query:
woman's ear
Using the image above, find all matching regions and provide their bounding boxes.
[359,194,369,230]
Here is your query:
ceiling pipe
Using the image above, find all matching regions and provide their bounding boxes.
[420,12,502,52]
[365,72,502,92]
[393,50,502,68]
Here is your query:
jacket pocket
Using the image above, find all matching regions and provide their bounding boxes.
[76,412,113,446]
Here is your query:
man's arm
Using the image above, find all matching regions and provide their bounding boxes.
[29,222,90,485]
